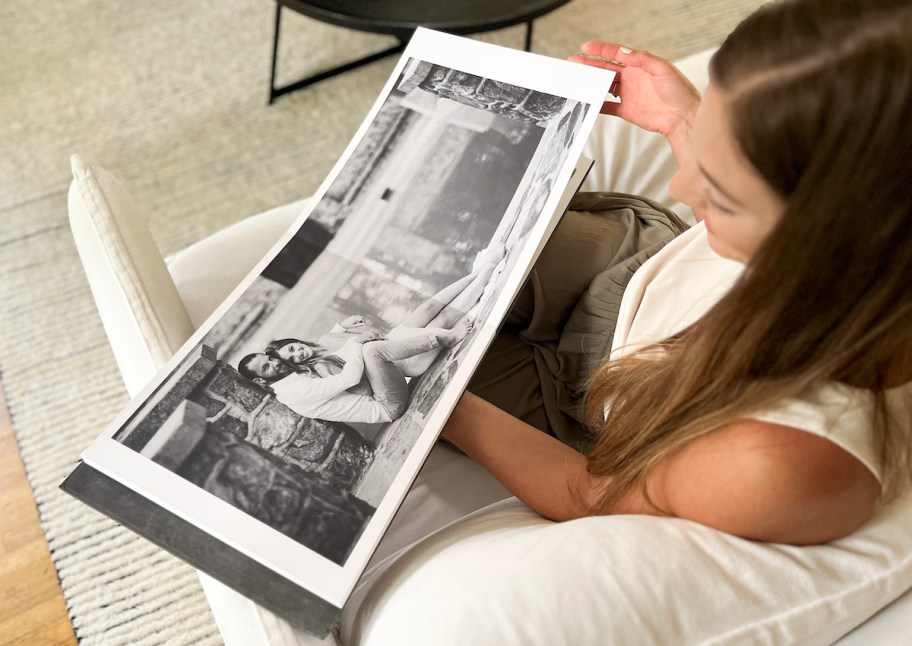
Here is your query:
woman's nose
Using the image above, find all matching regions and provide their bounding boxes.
[669,166,707,220]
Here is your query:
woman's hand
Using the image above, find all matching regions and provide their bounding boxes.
[569,42,701,143]
[353,330,385,344]
[339,314,367,330]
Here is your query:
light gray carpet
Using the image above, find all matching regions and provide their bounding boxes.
[0,0,767,643]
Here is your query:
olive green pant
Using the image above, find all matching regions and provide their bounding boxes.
[466,192,688,451]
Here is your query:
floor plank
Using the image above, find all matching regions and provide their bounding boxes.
[0,381,76,645]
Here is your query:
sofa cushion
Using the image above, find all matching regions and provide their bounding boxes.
[167,198,310,328]
[341,490,912,645]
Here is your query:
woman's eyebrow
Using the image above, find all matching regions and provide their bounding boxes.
[699,164,744,206]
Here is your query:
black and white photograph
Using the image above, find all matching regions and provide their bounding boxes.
[80,29,611,606]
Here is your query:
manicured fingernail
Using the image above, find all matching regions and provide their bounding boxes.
[620,46,632,54]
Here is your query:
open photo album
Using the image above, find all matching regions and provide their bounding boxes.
[61,28,615,637]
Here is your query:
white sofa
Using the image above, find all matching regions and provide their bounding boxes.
[68,49,912,645]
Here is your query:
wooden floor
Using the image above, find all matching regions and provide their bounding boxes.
[0,382,77,645]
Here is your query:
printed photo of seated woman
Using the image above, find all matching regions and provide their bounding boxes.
[237,243,505,426]
[276,243,506,379]
[239,327,469,426]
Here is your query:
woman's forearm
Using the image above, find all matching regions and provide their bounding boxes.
[318,342,364,394]
[441,393,601,521]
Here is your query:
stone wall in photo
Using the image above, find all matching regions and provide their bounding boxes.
[122,344,379,564]
[175,409,373,565]
[192,360,375,491]
[120,344,376,491]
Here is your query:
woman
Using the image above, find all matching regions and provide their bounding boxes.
[270,245,505,379]
[239,329,466,425]
[443,0,912,546]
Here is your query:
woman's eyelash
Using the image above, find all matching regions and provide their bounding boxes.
[710,199,735,214]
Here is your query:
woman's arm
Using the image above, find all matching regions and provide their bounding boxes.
[327,314,367,334]
[441,394,670,520]
[443,393,880,543]
[321,317,383,350]
[441,393,607,521]
[296,341,367,402]
[647,419,881,544]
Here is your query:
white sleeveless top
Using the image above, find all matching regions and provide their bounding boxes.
[611,223,883,481]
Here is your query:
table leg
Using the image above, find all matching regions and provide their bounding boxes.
[525,20,534,52]
[270,42,405,103]
[269,3,283,105]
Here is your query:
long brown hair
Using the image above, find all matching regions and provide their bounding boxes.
[265,337,346,377]
[585,0,912,510]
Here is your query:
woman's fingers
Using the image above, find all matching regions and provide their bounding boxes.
[580,40,626,62]
[572,40,701,137]
[600,100,623,117]
[567,54,624,73]
[569,51,626,114]
[579,41,673,75]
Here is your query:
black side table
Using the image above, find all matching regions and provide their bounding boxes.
[268,0,572,104]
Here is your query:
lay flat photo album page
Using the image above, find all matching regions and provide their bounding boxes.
[64,28,615,636]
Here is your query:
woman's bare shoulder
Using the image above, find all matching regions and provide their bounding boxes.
[653,420,881,545]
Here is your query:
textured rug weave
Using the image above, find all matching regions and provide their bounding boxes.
[0,0,765,643]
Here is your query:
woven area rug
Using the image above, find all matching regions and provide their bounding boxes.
[0,0,766,643]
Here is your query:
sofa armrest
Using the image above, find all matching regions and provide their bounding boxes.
[68,154,310,398]
[68,154,195,397]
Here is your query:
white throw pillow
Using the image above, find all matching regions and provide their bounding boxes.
[167,198,311,329]
[341,492,912,645]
